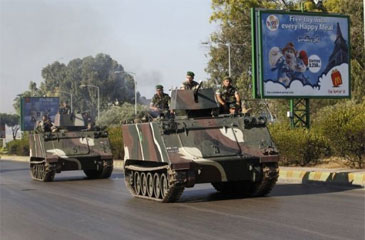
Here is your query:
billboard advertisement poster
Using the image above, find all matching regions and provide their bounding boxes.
[21,97,59,131]
[259,10,350,98]
[0,123,5,138]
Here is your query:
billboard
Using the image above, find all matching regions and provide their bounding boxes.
[21,97,59,131]
[252,9,350,98]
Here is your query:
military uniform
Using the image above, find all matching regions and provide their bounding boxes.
[181,81,199,90]
[35,118,55,132]
[216,85,239,113]
[59,105,71,115]
[151,93,170,110]
[82,112,93,126]
[181,71,199,90]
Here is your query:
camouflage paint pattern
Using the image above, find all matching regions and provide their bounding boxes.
[29,130,113,171]
[29,113,113,181]
[123,88,279,186]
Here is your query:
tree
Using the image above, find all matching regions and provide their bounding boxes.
[207,0,289,120]
[315,100,365,168]
[97,103,145,127]
[13,81,45,115]
[0,113,20,140]
[14,53,140,119]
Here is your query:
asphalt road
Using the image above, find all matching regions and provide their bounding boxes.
[0,160,364,240]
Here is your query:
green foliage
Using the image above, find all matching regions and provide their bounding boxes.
[5,132,29,156]
[0,113,19,126]
[207,0,285,99]
[107,126,124,160]
[269,100,365,168]
[0,113,20,140]
[269,122,329,166]
[314,101,365,168]
[14,53,140,119]
[97,103,145,127]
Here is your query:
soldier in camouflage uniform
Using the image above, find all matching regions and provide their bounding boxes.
[180,71,199,90]
[35,115,56,133]
[59,101,71,115]
[150,85,170,117]
[216,76,241,114]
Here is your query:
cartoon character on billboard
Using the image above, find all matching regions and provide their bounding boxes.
[269,42,309,88]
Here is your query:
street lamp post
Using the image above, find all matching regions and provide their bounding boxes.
[134,77,137,115]
[80,84,100,121]
[227,43,231,77]
[57,90,73,113]
[202,42,245,77]
[114,71,137,115]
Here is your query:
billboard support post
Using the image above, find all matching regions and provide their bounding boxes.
[289,99,310,128]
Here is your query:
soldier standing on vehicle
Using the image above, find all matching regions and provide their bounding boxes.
[59,101,71,115]
[149,85,170,117]
[82,112,93,126]
[180,71,199,90]
[216,76,241,114]
[35,115,56,132]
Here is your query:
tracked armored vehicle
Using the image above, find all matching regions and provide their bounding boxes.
[29,113,113,181]
[122,87,279,202]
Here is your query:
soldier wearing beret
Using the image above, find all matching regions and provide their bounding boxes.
[180,71,199,90]
[35,115,56,133]
[150,85,170,117]
[216,76,241,114]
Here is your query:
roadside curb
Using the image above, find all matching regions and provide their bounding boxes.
[0,155,29,162]
[1,156,364,187]
[279,167,365,187]
[113,160,124,170]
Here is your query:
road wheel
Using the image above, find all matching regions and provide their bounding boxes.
[128,171,134,185]
[160,173,168,199]
[134,172,141,195]
[30,163,55,182]
[153,173,161,199]
[146,172,154,197]
[141,172,147,196]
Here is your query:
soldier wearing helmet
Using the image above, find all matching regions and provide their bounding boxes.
[216,76,241,114]
[180,71,199,90]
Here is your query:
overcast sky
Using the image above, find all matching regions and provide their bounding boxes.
[0,0,217,113]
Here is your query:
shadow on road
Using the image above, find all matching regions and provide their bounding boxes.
[49,171,124,182]
[301,171,360,187]
[179,183,361,203]
[271,183,361,196]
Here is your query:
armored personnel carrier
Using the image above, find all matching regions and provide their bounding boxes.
[122,87,279,202]
[29,112,113,181]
